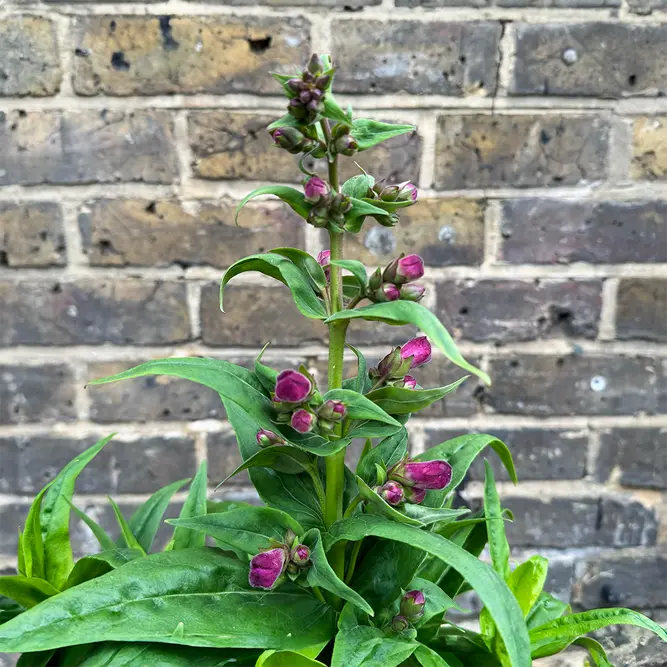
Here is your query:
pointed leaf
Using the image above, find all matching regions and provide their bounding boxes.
[66,549,144,588]
[235,186,310,224]
[270,247,327,292]
[322,388,401,430]
[331,625,417,667]
[365,378,468,415]
[341,174,375,199]
[170,462,208,551]
[0,577,59,609]
[402,506,469,527]
[219,447,313,486]
[350,119,416,152]
[357,429,408,484]
[356,476,423,526]
[108,498,145,553]
[22,486,49,580]
[573,638,612,666]
[330,260,368,291]
[257,650,327,667]
[509,556,549,617]
[325,302,490,384]
[67,501,116,551]
[526,592,570,630]
[483,460,510,582]
[321,96,351,125]
[343,345,371,395]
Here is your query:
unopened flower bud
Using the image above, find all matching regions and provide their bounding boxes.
[383,254,425,285]
[403,486,426,504]
[402,375,417,390]
[369,283,400,303]
[334,133,358,156]
[314,74,331,90]
[271,127,311,155]
[291,544,311,567]
[287,98,309,120]
[308,204,330,229]
[291,409,317,434]
[274,369,312,404]
[400,590,425,622]
[249,547,288,590]
[374,212,400,228]
[317,249,331,281]
[256,429,285,448]
[391,615,410,633]
[400,336,432,369]
[397,182,418,203]
[373,346,412,382]
[378,480,404,506]
[286,78,304,94]
[304,177,329,204]
[329,193,352,215]
[368,267,383,291]
[399,283,425,302]
[319,399,346,421]
[307,53,324,75]
[390,458,452,491]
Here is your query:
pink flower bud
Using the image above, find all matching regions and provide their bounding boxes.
[384,254,425,285]
[378,481,404,506]
[291,544,311,567]
[399,284,425,303]
[402,375,417,390]
[370,283,400,303]
[397,182,418,203]
[400,336,432,369]
[274,370,312,404]
[249,547,288,590]
[317,249,331,281]
[304,177,329,204]
[256,429,285,448]
[390,459,452,491]
[403,486,426,504]
[319,399,346,421]
[291,409,316,433]
[400,590,425,622]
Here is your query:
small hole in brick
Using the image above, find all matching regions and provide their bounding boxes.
[111,51,130,72]
[509,360,520,368]
[51,283,62,294]
[110,20,117,32]
[18,110,26,118]
[74,48,90,58]
[247,36,272,54]
[145,201,157,214]
[0,251,8,267]
[39,231,48,241]
[459,306,469,315]
[556,358,565,367]
[162,408,171,417]
[628,74,637,86]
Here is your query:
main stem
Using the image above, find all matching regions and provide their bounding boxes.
[322,120,347,583]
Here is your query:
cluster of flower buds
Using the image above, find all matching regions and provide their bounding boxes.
[369,336,432,389]
[331,123,358,157]
[376,456,452,507]
[390,590,426,634]
[367,254,426,304]
[285,54,332,124]
[271,127,326,158]
[373,181,418,205]
[248,530,311,590]
[305,177,352,232]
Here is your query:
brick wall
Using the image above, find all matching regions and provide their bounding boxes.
[1,0,667,646]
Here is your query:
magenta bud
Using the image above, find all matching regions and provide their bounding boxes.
[384,254,425,285]
[291,544,311,567]
[404,486,426,504]
[256,429,284,448]
[319,399,346,421]
[391,615,410,633]
[274,370,312,404]
[304,177,329,204]
[370,283,400,303]
[400,336,432,369]
[249,547,288,590]
[402,375,417,390]
[400,283,425,302]
[391,459,453,491]
[378,481,404,506]
[397,182,418,203]
[317,249,331,281]
[291,409,317,433]
[401,590,425,622]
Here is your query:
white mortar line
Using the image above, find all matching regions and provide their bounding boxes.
[417,110,438,192]
[598,278,619,342]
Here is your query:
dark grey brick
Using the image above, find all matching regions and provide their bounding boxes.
[0,364,76,424]
[598,496,658,547]
[616,279,667,342]
[0,439,19,493]
[486,355,667,416]
[0,280,190,345]
[511,23,667,97]
[207,430,249,487]
[0,503,24,555]
[0,110,178,186]
[436,279,602,343]
[332,21,502,96]
[628,0,667,13]
[499,199,667,264]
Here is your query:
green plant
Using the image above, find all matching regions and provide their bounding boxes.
[0,54,664,667]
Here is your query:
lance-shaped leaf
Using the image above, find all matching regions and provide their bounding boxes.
[168,506,304,555]
[321,95,351,125]
[257,650,327,667]
[108,498,145,553]
[325,302,490,384]
[170,461,208,551]
[341,174,375,199]
[220,253,327,320]
[573,638,612,667]
[219,446,313,485]
[0,549,337,653]
[331,624,417,667]
[526,592,570,630]
[344,198,392,233]
[402,506,469,527]
[509,556,549,617]
[0,577,59,609]
[325,516,532,667]
[529,608,667,659]
[365,378,468,416]
[66,549,144,588]
[343,345,371,395]
[483,461,510,582]
[22,486,49,581]
[356,476,422,526]
[67,501,116,551]
[270,247,328,292]
[235,186,310,224]
[350,119,416,152]
[322,388,401,431]
[330,260,369,293]
[357,429,408,485]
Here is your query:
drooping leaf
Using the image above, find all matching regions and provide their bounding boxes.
[573,638,612,666]
[526,592,570,630]
[341,174,375,199]
[270,247,328,292]
[0,549,336,653]
[219,446,313,484]
[325,302,490,384]
[331,624,417,667]
[170,461,208,551]
[67,500,116,551]
[350,119,416,152]
[234,186,310,224]
[66,549,144,588]
[326,516,532,667]
[365,378,468,416]
[108,498,145,553]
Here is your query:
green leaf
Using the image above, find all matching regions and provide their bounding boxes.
[0,548,336,653]
[402,506,469,527]
[573,638,612,667]
[330,260,368,291]
[331,625,417,667]
[408,577,457,627]
[529,608,667,658]
[302,529,373,616]
[219,446,313,484]
[170,462,208,551]
[483,460,510,582]
[168,506,304,555]
[67,500,116,551]
[235,186,310,224]
[412,643,454,667]
[22,486,49,581]
[357,429,408,484]
[0,577,59,609]
[356,476,422,526]
[365,378,468,416]
[326,516,532,667]
[350,119,415,152]
[415,434,516,508]
[221,253,327,320]
[267,113,305,131]
[321,96,351,125]
[0,595,24,625]
[126,478,189,553]
[526,592,570,630]
[325,302,490,384]
[16,650,56,667]
[341,175,375,199]
[40,434,115,589]
[323,388,401,431]
[66,549,144,588]
[257,650,327,666]
[270,247,328,292]
[509,556,549,617]
[344,345,371,395]
[108,497,145,553]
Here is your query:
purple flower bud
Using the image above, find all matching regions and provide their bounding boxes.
[304,177,329,204]
[402,375,417,390]
[397,182,418,203]
[249,547,288,590]
[400,283,425,303]
[391,615,410,633]
[384,254,425,285]
[390,459,452,491]
[404,486,426,504]
[287,98,308,120]
[400,590,426,622]
[378,481,404,506]
[370,283,400,303]
[286,78,304,94]
[291,544,311,567]
[256,429,285,448]
[319,399,346,421]
[334,134,358,156]
[299,90,312,104]
[274,370,312,404]
[400,336,432,369]
[317,249,331,281]
[291,409,317,434]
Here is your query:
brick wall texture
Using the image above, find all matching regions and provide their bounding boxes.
[1,0,667,654]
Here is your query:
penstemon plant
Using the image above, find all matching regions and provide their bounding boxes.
[0,55,665,667]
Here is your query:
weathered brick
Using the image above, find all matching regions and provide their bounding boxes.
[0,280,190,345]
[342,199,485,267]
[486,355,667,416]
[0,110,177,186]
[398,0,617,5]
[0,202,66,268]
[189,112,420,184]
[79,199,303,268]
[616,279,667,342]
[345,320,419,347]
[0,504,23,555]
[0,364,76,424]
[73,16,309,96]
[608,631,667,667]
[209,0,379,5]
[88,360,224,423]
[0,439,19,493]
[436,280,602,343]
[594,428,667,490]
[632,117,667,181]
[434,115,608,189]
[0,17,61,97]
[499,199,667,264]
[207,431,248,487]
[628,0,667,13]
[201,283,325,347]
[574,552,667,609]
[332,21,501,96]
[598,496,658,547]
[511,24,667,97]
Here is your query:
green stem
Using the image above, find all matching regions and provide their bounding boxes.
[344,539,363,585]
